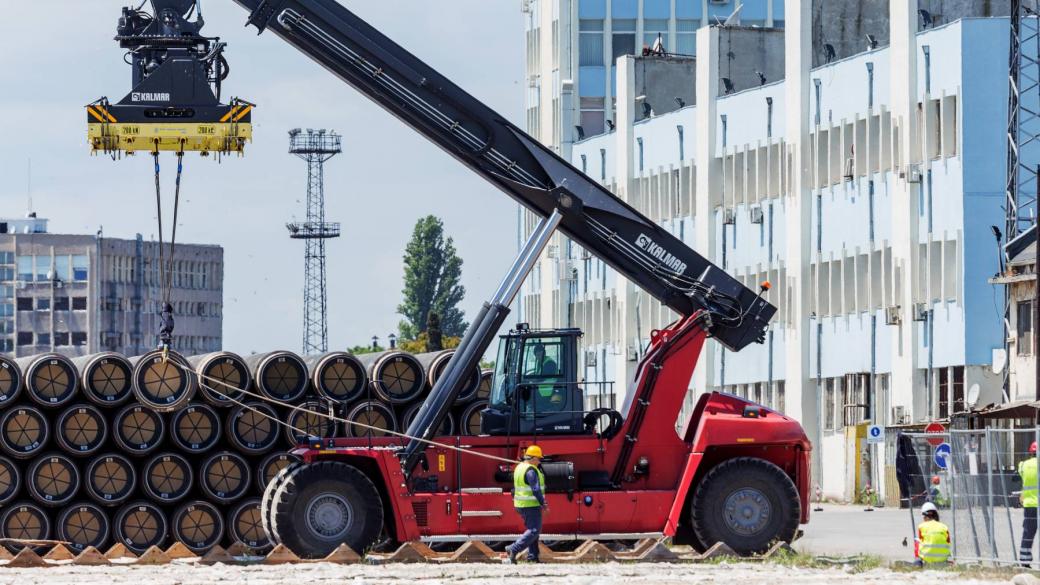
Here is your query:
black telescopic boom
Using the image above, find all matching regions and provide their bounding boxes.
[231,0,776,352]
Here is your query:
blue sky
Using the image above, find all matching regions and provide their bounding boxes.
[0,1,524,353]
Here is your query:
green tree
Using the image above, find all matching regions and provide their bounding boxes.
[397,216,468,339]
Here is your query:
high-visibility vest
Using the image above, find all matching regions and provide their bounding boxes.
[917,520,951,564]
[513,462,546,508]
[1020,457,1038,509]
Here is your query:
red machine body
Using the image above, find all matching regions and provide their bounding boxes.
[295,313,810,542]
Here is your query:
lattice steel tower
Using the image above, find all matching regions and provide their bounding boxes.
[287,129,342,354]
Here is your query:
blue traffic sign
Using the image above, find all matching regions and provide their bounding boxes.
[867,425,884,444]
[934,442,952,469]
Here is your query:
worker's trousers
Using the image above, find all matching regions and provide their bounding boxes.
[1023,507,1038,566]
[508,507,543,561]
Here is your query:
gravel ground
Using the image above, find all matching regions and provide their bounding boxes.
[0,561,1016,585]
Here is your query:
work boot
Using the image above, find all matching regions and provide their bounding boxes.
[503,549,518,564]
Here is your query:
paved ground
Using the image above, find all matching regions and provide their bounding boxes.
[796,503,1031,564]
[0,561,1014,585]
[794,503,914,561]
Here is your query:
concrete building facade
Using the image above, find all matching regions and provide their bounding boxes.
[0,215,223,358]
[523,0,1023,500]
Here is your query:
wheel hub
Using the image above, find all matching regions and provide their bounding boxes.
[723,488,771,536]
[306,493,353,540]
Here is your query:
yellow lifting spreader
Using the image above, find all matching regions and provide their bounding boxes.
[87,97,254,156]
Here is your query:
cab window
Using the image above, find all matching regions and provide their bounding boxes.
[519,337,567,414]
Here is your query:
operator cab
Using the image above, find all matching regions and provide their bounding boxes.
[481,325,585,435]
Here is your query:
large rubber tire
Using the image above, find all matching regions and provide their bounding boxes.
[261,460,302,542]
[690,457,801,555]
[268,461,383,559]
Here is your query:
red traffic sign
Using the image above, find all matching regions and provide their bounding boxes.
[924,422,946,446]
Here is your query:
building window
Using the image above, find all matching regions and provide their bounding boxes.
[1018,300,1035,356]
[581,154,588,174]
[637,137,644,172]
[720,115,728,148]
[677,125,685,160]
[766,97,774,138]
[600,149,607,181]
[54,332,69,347]
[0,252,11,265]
[0,267,12,282]
[922,46,931,94]
[0,339,11,352]
[37,333,50,347]
[72,297,87,311]
[54,256,70,282]
[71,332,87,346]
[0,320,11,334]
[16,298,32,312]
[581,97,606,136]
[72,255,89,281]
[824,379,835,431]
[813,79,822,126]
[776,381,786,414]
[0,304,11,318]
[54,296,69,311]
[16,257,32,282]
[612,19,637,60]
[16,332,32,346]
[866,62,875,109]
[579,19,605,66]
[36,298,49,312]
[677,19,697,55]
[34,256,49,282]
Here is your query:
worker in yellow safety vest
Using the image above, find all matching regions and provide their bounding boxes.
[914,502,951,566]
[1020,441,1038,567]
[505,445,547,564]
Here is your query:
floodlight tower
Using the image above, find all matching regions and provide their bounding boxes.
[287,128,342,354]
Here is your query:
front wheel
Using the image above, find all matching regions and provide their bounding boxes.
[266,461,384,558]
[690,457,800,555]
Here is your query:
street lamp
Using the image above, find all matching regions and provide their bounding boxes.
[371,335,379,350]
[388,333,397,349]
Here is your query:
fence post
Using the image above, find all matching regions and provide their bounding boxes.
[951,432,958,559]
[986,428,997,562]
[996,430,1018,563]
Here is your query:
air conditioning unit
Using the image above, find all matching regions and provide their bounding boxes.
[15,281,27,290]
[885,305,901,325]
[585,350,598,367]
[899,165,922,183]
[53,280,63,289]
[626,344,640,362]
[559,261,577,281]
[546,244,559,259]
[749,206,765,224]
[723,209,737,225]
[891,405,908,426]
[912,303,929,322]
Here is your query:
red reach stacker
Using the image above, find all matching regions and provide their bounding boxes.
[93,0,812,558]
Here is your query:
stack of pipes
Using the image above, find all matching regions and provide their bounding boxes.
[0,345,493,555]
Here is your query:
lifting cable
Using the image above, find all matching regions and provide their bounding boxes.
[164,359,518,466]
[152,140,186,359]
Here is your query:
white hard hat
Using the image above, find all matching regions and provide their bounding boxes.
[921,502,938,514]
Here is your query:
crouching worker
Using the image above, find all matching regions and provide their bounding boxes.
[506,445,547,564]
[914,502,951,567]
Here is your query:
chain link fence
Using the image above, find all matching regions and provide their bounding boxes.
[898,428,1040,565]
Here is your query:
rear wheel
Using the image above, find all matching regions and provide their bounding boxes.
[690,457,800,555]
[268,461,383,559]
